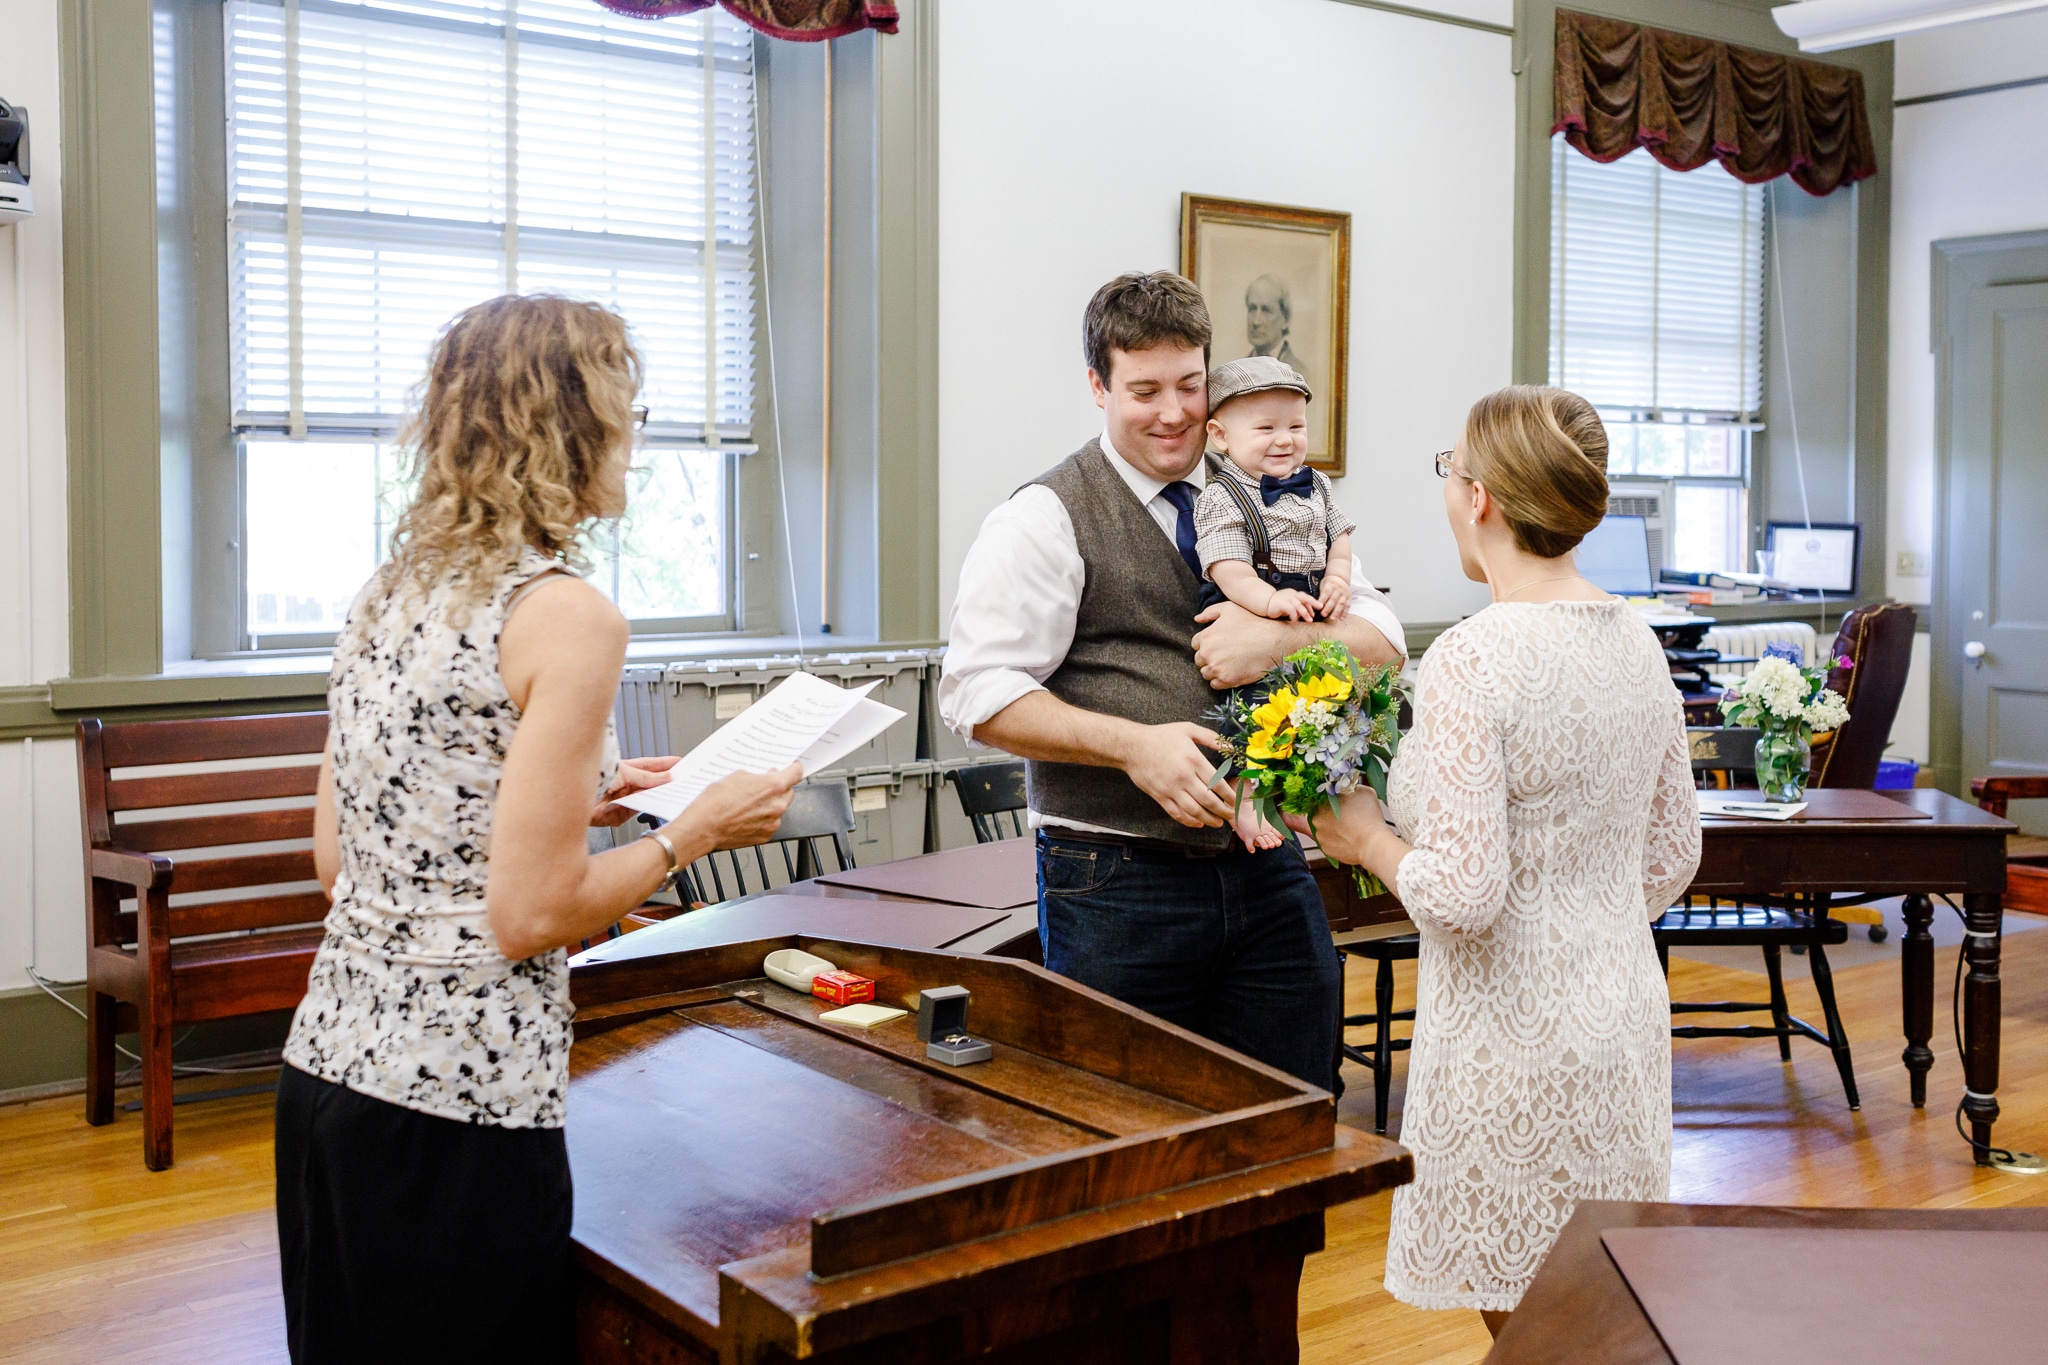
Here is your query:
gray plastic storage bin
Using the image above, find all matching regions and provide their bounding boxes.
[660,655,806,758]
[661,650,926,770]
[920,645,981,766]
[807,650,928,769]
[613,666,673,760]
[810,761,935,866]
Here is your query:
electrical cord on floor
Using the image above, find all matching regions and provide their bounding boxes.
[1939,895,2022,1164]
[28,968,285,1080]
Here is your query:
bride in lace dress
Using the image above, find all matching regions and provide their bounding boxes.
[1300,386,1701,1334]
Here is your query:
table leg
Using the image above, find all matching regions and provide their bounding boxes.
[1900,893,1935,1108]
[1963,892,2003,1163]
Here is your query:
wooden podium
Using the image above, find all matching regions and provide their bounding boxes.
[567,937,1410,1363]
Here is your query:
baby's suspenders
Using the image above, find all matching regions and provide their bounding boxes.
[1204,454,1279,576]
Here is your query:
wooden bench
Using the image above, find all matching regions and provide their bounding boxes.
[78,712,331,1170]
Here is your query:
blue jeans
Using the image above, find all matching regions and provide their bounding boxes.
[1036,831,1342,1092]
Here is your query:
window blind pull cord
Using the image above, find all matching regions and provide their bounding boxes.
[700,12,719,461]
[750,33,806,668]
[818,37,833,636]
[1767,189,1829,634]
[284,0,305,442]
[504,0,518,291]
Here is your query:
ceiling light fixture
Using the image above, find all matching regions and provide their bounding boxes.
[1771,0,2048,52]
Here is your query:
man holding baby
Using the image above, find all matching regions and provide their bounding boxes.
[938,270,1403,1091]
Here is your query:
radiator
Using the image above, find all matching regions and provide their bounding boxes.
[1700,622,1818,684]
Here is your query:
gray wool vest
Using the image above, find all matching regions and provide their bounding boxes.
[1025,440,1232,849]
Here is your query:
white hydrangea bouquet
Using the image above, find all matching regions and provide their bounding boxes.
[1718,643,1851,802]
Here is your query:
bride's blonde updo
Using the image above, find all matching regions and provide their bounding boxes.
[377,294,641,610]
[1461,385,1610,559]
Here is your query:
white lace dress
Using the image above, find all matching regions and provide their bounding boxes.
[1381,600,1701,1311]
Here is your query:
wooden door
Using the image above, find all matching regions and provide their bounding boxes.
[1944,267,2048,832]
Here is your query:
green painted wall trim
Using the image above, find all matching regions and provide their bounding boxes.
[0,674,329,741]
[874,0,940,643]
[1325,0,1514,37]
[62,0,167,681]
[0,984,292,1099]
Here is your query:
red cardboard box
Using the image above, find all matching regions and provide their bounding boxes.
[811,971,875,1007]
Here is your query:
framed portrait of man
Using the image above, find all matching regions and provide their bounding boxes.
[1180,194,1351,476]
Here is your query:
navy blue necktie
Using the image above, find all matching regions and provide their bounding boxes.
[1159,480,1203,579]
[1260,468,1316,506]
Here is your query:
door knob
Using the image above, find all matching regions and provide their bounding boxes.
[1964,641,1987,660]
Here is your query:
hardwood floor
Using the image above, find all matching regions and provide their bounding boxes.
[7,928,2048,1363]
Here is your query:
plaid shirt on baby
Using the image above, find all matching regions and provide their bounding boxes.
[1193,460,1356,580]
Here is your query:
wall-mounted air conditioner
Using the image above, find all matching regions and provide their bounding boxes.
[1607,482,1668,574]
[0,99,32,223]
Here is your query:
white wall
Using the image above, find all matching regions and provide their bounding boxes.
[0,0,85,995]
[1883,11,2048,770]
[936,0,1514,633]
[1886,11,2048,608]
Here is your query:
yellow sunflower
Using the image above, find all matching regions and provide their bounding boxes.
[1295,672,1352,703]
[1249,688,1297,734]
[1246,727,1294,762]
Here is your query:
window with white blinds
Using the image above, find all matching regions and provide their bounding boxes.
[1548,138,1764,420]
[1549,138,1765,578]
[222,0,757,642]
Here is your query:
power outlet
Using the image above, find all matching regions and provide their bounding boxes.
[1896,549,1931,578]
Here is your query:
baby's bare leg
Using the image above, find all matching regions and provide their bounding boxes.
[1230,782,1284,852]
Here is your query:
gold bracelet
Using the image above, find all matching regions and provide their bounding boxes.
[646,831,679,879]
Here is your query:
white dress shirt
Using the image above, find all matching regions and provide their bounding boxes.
[939,430,1408,833]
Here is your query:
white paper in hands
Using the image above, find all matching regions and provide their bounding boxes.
[611,670,905,823]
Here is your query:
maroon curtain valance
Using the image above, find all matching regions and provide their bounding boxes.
[1552,9,1876,197]
[594,0,897,41]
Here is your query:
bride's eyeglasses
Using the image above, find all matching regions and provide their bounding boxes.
[1433,449,1458,479]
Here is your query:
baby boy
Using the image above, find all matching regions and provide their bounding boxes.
[1192,355,1355,624]
[1193,356,1357,852]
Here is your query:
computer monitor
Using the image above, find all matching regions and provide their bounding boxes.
[1765,522,1861,595]
[1578,515,1656,596]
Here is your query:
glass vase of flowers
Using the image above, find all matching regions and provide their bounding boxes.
[1718,644,1852,804]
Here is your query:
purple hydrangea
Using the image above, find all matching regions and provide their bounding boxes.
[1762,641,1805,666]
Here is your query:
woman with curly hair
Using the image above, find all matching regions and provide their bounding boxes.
[273,294,800,1362]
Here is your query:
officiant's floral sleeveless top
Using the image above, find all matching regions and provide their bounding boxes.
[283,547,618,1129]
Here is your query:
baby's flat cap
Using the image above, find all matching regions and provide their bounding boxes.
[1208,355,1313,410]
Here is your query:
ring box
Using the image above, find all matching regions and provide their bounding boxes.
[917,986,991,1066]
[811,970,875,1007]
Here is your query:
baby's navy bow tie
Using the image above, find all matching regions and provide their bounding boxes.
[1259,468,1316,506]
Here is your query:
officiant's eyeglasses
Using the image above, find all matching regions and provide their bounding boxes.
[632,406,650,432]
[1433,450,1458,478]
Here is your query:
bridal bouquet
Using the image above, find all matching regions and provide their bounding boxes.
[1209,639,1407,897]
[1718,643,1851,802]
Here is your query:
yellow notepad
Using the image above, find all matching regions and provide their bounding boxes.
[818,1003,908,1029]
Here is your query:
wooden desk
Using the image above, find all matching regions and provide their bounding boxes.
[1489,1199,2048,1364]
[566,937,1412,1363]
[1693,787,2015,1159]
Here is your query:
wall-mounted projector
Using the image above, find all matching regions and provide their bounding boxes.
[0,98,32,223]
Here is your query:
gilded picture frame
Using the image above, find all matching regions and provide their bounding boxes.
[1180,194,1351,477]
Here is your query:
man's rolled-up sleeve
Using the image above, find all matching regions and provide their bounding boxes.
[1347,555,1406,659]
[937,487,1085,746]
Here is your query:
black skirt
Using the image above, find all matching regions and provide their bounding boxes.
[273,1065,574,1364]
